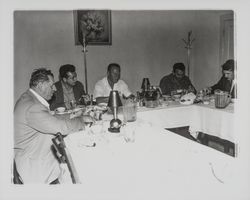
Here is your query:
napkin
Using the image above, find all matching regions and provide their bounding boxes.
[67,131,96,147]
[180,92,196,105]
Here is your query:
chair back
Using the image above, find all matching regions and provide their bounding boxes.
[52,133,81,184]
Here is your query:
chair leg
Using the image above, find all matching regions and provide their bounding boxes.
[50,178,60,184]
[197,133,209,145]
[224,143,230,153]
[13,161,23,184]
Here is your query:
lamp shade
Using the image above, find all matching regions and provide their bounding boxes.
[107,90,122,108]
[141,78,150,91]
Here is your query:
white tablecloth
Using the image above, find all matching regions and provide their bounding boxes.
[65,119,237,199]
[137,101,193,128]
[189,103,235,142]
[136,101,235,143]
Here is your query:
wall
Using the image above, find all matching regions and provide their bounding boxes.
[14,10,231,103]
[192,12,221,88]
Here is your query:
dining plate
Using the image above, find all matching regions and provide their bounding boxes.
[87,105,107,111]
[55,110,72,115]
[72,107,84,112]
[98,102,108,107]
[173,94,181,99]
[162,95,171,99]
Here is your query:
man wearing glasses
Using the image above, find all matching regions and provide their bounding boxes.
[50,64,87,110]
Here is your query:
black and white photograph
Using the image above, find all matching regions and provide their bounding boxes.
[1,0,250,200]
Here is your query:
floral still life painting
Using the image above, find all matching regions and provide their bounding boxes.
[74,10,112,46]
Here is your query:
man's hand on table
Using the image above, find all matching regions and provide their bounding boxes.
[69,109,83,119]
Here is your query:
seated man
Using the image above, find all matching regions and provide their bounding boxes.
[205,59,236,98]
[159,62,196,95]
[14,68,92,184]
[93,63,134,104]
[50,64,87,110]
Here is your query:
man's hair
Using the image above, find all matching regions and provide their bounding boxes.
[173,63,185,72]
[107,63,120,72]
[222,59,235,71]
[59,64,76,79]
[29,68,54,88]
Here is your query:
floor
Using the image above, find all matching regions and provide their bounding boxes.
[166,126,235,157]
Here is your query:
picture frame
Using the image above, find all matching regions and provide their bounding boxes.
[74,10,112,45]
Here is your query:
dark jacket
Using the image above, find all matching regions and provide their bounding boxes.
[211,76,236,98]
[49,81,85,110]
[159,73,196,95]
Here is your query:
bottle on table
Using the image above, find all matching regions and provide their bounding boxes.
[90,94,93,106]
[70,100,77,109]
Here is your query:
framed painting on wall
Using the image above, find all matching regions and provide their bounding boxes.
[74,10,112,45]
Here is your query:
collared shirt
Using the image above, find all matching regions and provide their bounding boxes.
[93,77,132,99]
[29,88,50,110]
[61,82,76,109]
[49,80,85,111]
[230,79,235,94]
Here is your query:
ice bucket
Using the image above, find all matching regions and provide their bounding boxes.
[214,90,231,108]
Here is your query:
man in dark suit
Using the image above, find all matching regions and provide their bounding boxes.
[207,59,236,98]
[14,68,91,184]
[50,64,87,110]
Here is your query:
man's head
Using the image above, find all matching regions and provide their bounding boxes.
[107,63,121,85]
[59,64,77,87]
[222,59,235,81]
[29,68,56,100]
[172,63,185,80]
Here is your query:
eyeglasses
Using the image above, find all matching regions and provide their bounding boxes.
[67,75,77,81]
[66,72,77,81]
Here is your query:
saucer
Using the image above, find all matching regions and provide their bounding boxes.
[72,107,84,112]
[55,110,72,115]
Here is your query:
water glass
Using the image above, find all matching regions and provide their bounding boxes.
[123,101,137,123]
[123,122,136,143]
[94,110,102,120]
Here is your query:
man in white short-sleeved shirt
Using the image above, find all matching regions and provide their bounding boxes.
[93,63,134,104]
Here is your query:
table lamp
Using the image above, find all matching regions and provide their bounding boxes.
[107,90,123,133]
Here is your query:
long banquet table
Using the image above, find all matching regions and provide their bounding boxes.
[64,102,237,199]
[136,101,235,143]
[189,102,235,142]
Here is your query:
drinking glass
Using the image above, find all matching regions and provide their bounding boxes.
[123,122,136,143]
[123,101,137,123]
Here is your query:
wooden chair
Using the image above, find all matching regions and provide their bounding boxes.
[197,133,235,156]
[52,132,81,184]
